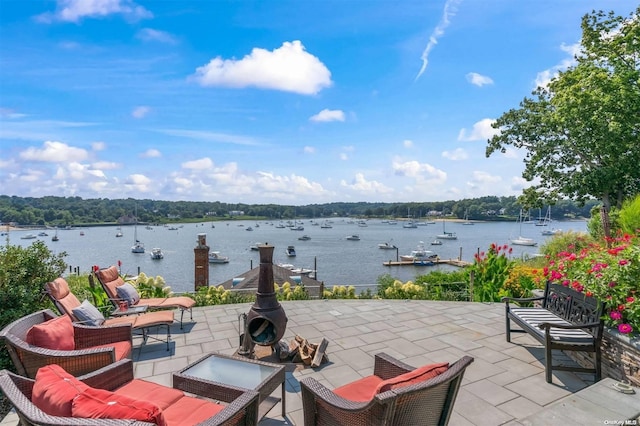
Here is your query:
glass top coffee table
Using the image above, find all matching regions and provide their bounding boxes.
[174,352,286,420]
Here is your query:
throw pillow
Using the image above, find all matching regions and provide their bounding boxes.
[72,300,105,326]
[26,315,75,350]
[72,387,165,426]
[32,364,89,417]
[376,362,449,394]
[115,282,140,306]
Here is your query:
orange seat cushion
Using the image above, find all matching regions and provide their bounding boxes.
[90,340,132,361]
[333,375,384,402]
[376,362,449,394]
[115,379,184,410]
[26,315,75,350]
[161,395,224,426]
[31,364,88,417]
[72,387,165,425]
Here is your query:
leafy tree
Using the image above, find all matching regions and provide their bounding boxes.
[486,8,640,237]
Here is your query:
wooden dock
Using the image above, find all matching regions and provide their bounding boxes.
[383,259,471,268]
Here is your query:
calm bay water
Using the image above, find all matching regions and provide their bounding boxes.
[8,218,588,294]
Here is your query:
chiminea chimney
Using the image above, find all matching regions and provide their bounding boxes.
[245,244,288,346]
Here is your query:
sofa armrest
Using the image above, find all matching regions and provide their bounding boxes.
[73,323,132,349]
[79,359,135,391]
[373,352,414,380]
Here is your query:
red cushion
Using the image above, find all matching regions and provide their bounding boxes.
[161,395,224,426]
[72,387,165,425]
[31,364,88,417]
[115,379,184,410]
[91,341,132,361]
[333,375,384,402]
[26,315,75,350]
[376,362,449,394]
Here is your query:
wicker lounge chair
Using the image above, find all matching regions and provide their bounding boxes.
[300,353,474,426]
[0,359,260,426]
[0,309,132,379]
[94,265,195,329]
[45,277,174,350]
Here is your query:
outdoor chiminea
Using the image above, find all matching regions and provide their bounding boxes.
[242,244,288,353]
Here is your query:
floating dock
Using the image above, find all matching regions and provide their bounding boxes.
[383,259,471,268]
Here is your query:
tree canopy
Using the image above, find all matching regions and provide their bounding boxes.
[486,8,640,213]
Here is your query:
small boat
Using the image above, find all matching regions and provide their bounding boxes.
[131,240,145,253]
[511,236,537,246]
[250,243,262,251]
[298,235,311,241]
[346,234,360,241]
[115,231,123,237]
[290,267,314,275]
[275,222,286,229]
[38,231,48,236]
[403,221,418,229]
[245,226,253,231]
[51,229,59,242]
[209,251,230,263]
[400,242,438,263]
[320,221,332,229]
[462,209,474,225]
[378,241,396,249]
[20,233,36,240]
[286,245,297,257]
[436,220,457,240]
[291,225,304,231]
[80,231,85,236]
[150,248,164,259]
[541,228,562,236]
[431,239,443,245]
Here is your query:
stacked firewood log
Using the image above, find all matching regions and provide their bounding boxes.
[275,335,328,367]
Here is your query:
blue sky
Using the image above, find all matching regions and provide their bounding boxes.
[1,0,636,205]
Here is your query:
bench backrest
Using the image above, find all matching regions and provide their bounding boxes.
[542,281,604,337]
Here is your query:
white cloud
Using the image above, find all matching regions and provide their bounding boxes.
[392,158,447,183]
[158,129,260,146]
[534,42,580,88]
[466,72,494,87]
[442,148,468,160]
[340,173,393,194]
[303,146,316,154]
[136,28,177,44]
[140,148,161,158]
[182,157,214,170]
[510,176,529,191]
[310,109,345,122]
[132,106,150,119]
[457,118,499,142]
[37,0,152,23]
[92,141,106,151]
[125,173,152,192]
[92,161,119,170]
[192,40,332,95]
[415,0,462,80]
[403,139,414,148]
[339,153,349,161]
[466,171,502,191]
[19,141,88,162]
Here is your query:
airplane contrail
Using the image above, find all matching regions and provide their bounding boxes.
[415,0,462,81]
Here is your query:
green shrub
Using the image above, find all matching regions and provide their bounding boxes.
[0,241,67,373]
[619,195,640,236]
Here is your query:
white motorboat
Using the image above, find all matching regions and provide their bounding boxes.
[431,239,443,245]
[403,221,418,229]
[20,233,36,239]
[38,231,48,236]
[541,228,562,236]
[286,245,297,257]
[298,235,311,241]
[346,234,360,241]
[115,231,123,237]
[400,242,438,263]
[150,248,164,259]
[209,251,230,263]
[320,221,333,229]
[378,241,396,249]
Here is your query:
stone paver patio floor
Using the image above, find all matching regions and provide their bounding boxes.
[2,299,602,425]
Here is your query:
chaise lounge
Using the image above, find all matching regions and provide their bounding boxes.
[94,265,196,329]
[45,277,175,350]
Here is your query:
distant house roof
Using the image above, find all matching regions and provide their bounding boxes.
[218,264,323,298]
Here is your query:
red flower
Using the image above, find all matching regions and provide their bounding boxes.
[610,311,623,321]
[618,323,633,334]
[618,259,629,266]
[627,297,635,303]
[586,291,593,297]
[118,260,122,267]
[92,265,99,272]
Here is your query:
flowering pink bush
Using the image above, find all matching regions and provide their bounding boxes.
[543,233,639,334]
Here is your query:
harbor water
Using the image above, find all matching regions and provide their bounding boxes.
[7,219,588,294]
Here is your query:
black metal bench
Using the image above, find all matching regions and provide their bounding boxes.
[502,280,605,383]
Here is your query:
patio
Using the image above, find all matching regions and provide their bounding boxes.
[0,299,612,425]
